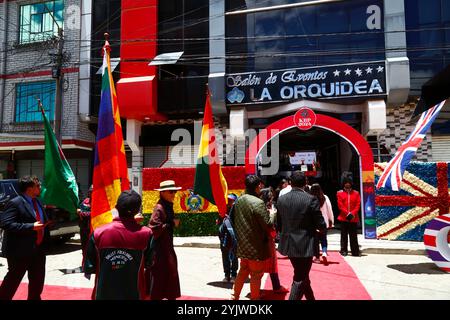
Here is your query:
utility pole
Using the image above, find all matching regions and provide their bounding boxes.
[52,27,64,144]
[43,0,64,144]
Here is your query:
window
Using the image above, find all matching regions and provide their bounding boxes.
[157,0,209,113]
[15,82,56,122]
[19,0,64,44]
[226,0,385,73]
[406,0,450,94]
[90,0,121,117]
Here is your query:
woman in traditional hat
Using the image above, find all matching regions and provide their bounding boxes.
[147,180,182,300]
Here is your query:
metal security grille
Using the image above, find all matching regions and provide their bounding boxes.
[432,136,450,162]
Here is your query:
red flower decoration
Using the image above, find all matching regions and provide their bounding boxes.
[143,166,246,191]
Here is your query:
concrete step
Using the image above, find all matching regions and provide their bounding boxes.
[173,230,427,255]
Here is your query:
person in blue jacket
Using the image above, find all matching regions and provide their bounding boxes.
[218,193,238,282]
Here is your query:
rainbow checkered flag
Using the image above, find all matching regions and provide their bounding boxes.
[91,39,129,230]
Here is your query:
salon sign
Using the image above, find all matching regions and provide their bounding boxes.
[226,61,387,105]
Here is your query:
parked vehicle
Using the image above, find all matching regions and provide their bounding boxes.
[0,179,79,255]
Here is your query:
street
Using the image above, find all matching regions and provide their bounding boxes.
[1,234,449,300]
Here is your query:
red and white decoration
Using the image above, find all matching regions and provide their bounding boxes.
[424,214,450,273]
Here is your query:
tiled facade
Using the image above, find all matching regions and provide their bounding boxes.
[380,103,432,162]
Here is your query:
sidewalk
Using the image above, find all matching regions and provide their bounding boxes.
[174,229,426,255]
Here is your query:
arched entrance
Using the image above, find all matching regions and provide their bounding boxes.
[245,110,377,239]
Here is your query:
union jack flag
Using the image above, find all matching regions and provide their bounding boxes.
[376,100,446,191]
[375,161,450,240]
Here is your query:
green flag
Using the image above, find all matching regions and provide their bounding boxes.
[40,107,79,219]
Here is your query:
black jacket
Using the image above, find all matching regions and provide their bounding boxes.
[0,195,49,258]
[276,188,326,257]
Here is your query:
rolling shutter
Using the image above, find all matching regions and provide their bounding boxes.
[432,136,450,162]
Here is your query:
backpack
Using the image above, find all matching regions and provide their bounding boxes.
[218,205,237,250]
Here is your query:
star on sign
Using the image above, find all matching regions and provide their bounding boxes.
[355,68,362,76]
[376,65,384,73]
[333,70,340,77]
[344,68,351,76]
[365,67,373,74]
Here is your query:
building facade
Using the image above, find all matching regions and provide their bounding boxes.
[0,0,95,195]
[94,0,449,238]
[2,0,449,233]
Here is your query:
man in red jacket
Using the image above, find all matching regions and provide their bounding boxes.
[336,177,361,257]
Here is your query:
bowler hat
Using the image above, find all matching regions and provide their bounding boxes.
[155,180,182,191]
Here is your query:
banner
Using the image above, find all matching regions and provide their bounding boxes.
[226,61,387,105]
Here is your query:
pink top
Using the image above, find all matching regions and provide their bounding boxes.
[320,195,334,228]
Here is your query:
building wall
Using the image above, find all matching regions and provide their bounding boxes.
[0,0,94,144]
[379,103,432,162]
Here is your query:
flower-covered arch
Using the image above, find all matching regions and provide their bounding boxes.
[245,112,377,239]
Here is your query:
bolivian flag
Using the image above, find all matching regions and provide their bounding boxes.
[193,90,228,216]
[91,39,130,230]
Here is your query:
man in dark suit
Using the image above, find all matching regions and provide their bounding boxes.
[276,171,326,300]
[0,175,49,300]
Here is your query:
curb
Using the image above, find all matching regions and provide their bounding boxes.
[175,243,219,249]
[361,248,426,255]
[174,242,427,255]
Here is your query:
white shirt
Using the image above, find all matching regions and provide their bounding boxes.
[278,185,292,197]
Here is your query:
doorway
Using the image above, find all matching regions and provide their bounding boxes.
[245,112,376,239]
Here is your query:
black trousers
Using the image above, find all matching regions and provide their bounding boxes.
[0,251,46,300]
[288,257,314,299]
[79,216,91,261]
[340,221,360,255]
[288,257,313,282]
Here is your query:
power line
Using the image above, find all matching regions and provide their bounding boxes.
[71,42,450,66]
[2,10,450,54]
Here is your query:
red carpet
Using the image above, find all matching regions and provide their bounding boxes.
[2,251,371,300]
[0,282,93,300]
[1,282,220,300]
[262,251,372,300]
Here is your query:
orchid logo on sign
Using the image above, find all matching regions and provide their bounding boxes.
[227,87,245,103]
[294,107,316,131]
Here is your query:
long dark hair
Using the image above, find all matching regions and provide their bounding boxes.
[309,183,325,207]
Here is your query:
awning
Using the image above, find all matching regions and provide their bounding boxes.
[148,51,183,66]
[116,76,167,121]
[412,64,450,119]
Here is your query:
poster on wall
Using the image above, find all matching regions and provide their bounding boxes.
[289,152,316,165]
